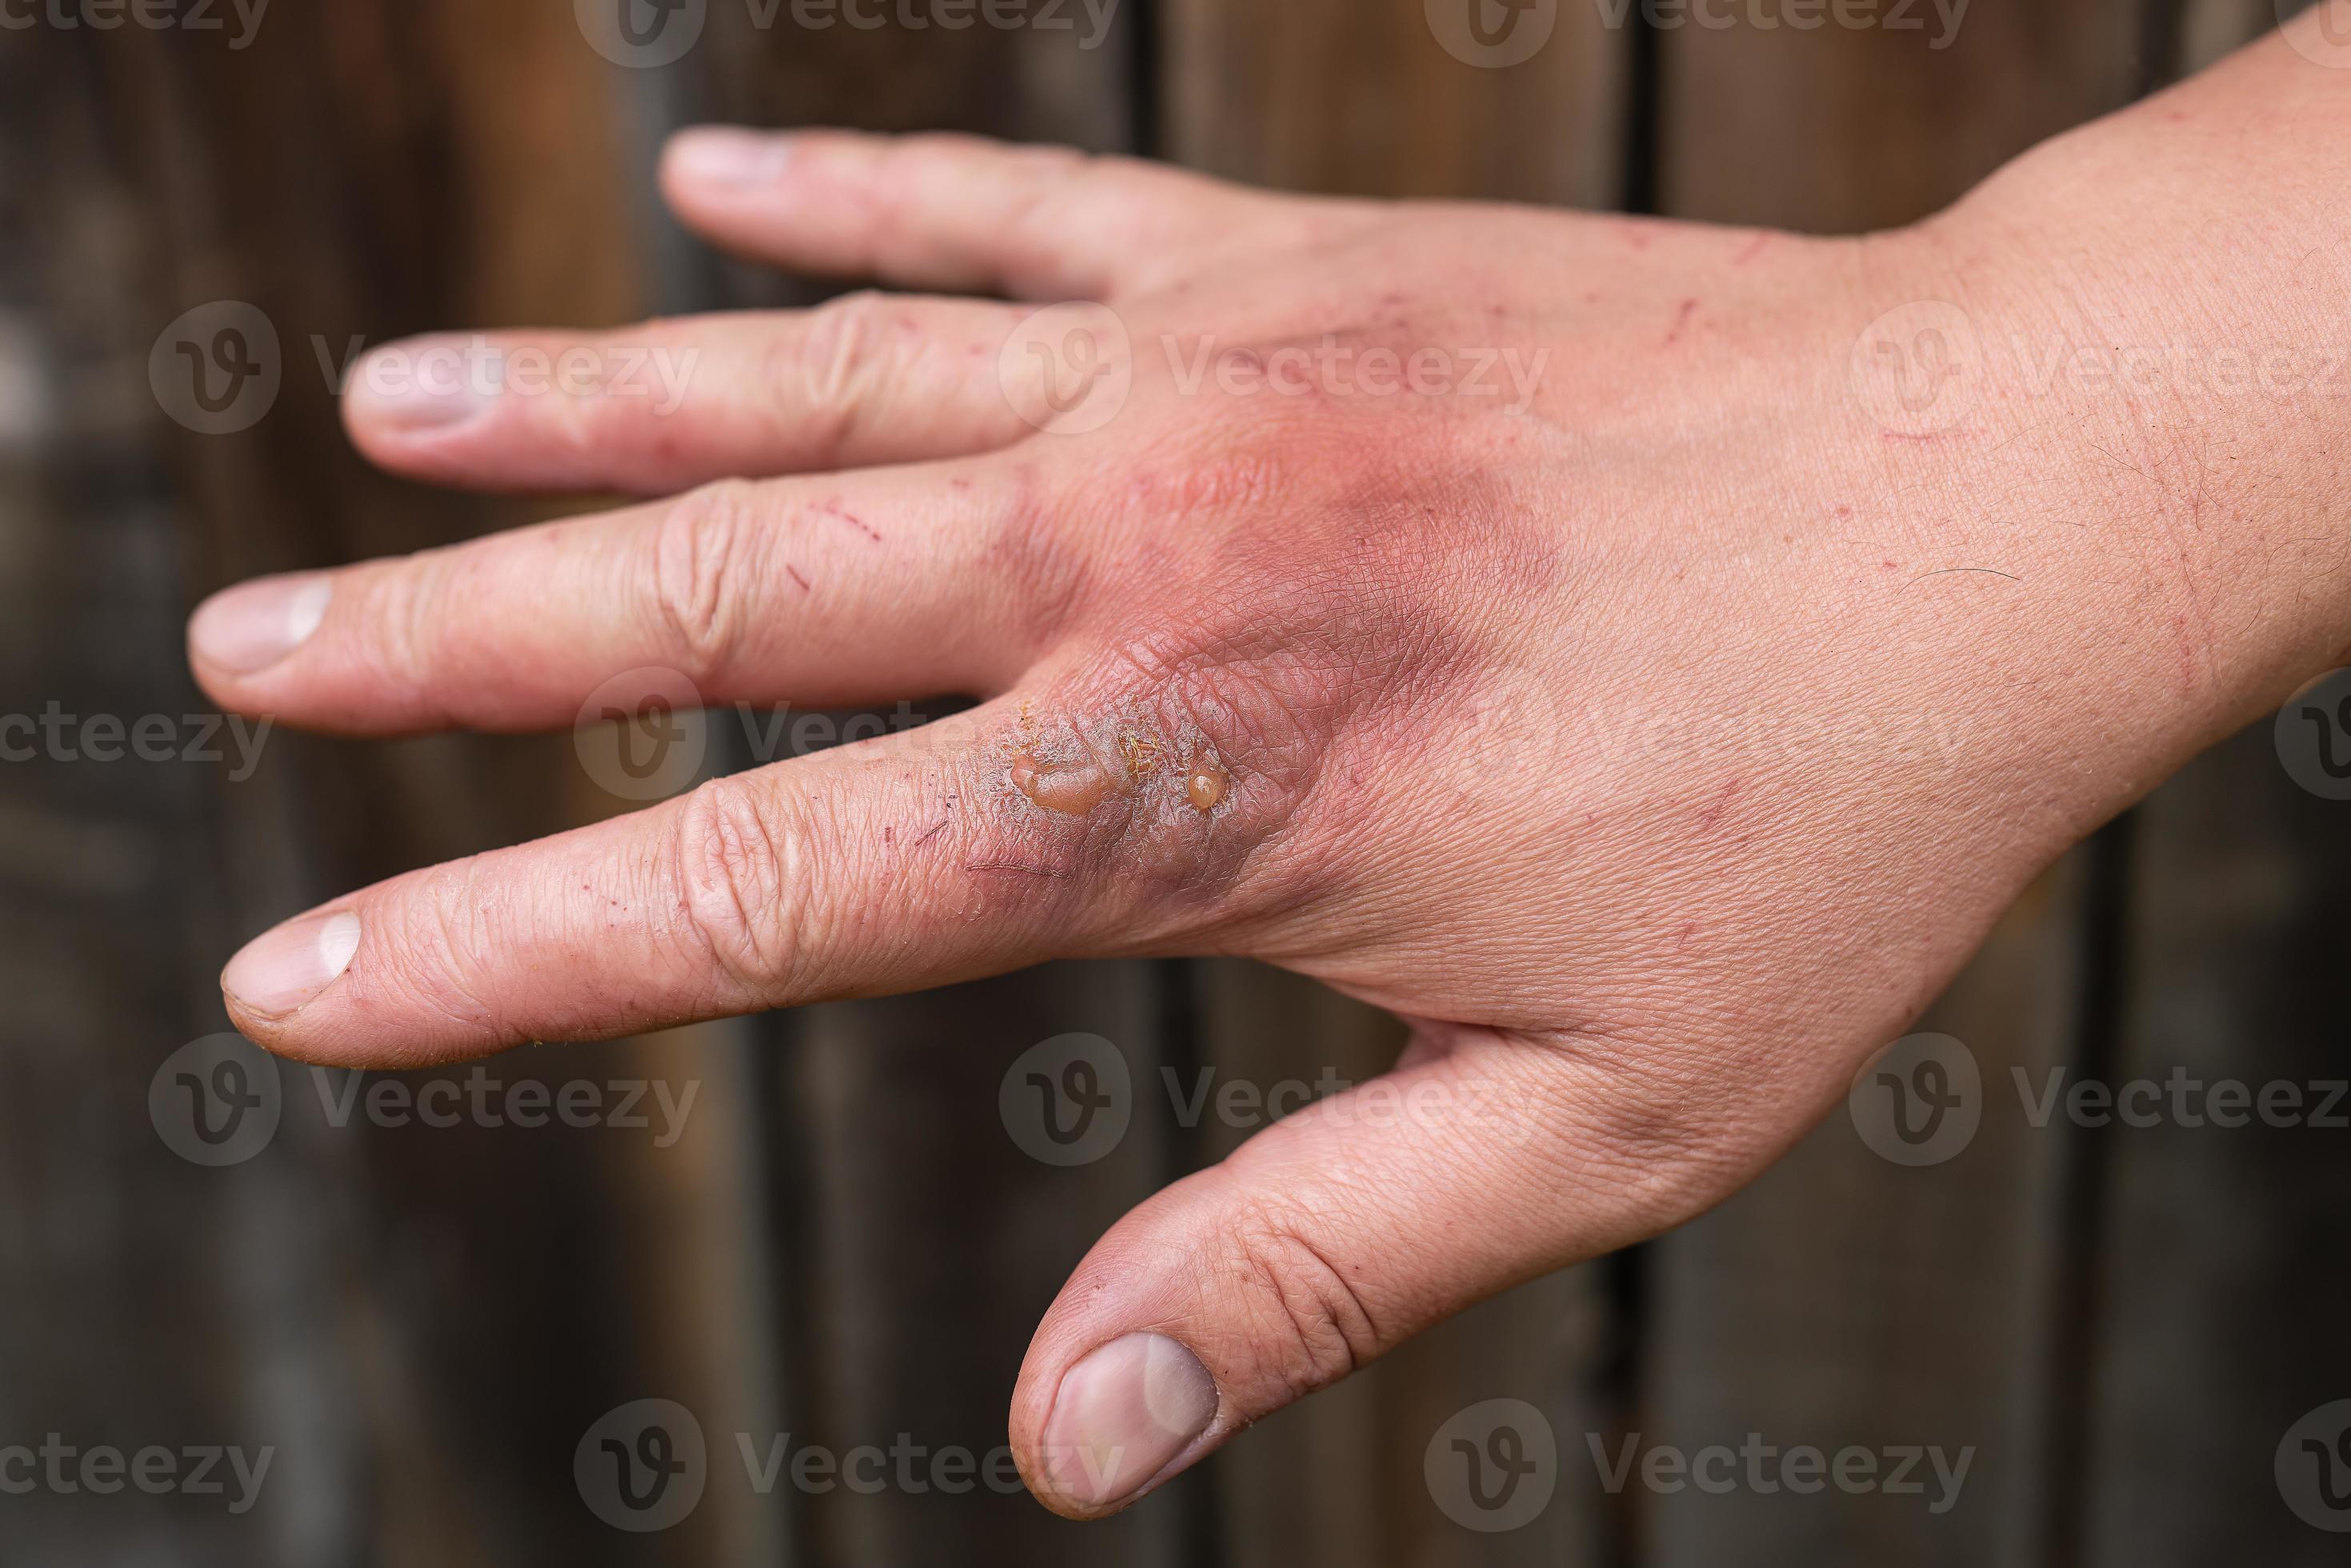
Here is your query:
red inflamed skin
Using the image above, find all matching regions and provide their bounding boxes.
[188,17,2351,1519]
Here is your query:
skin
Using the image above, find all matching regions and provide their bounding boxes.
[190,15,2351,1519]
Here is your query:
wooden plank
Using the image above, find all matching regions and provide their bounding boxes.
[1639,3,2147,1564]
[1165,0,1629,206]
[2078,722,2351,1565]
[0,30,301,1565]
[2177,0,2279,76]
[1660,0,2147,230]
[14,6,781,1562]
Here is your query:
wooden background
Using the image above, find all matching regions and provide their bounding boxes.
[2,0,2346,1562]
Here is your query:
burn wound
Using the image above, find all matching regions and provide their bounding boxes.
[1184,760,1230,812]
[1009,751,1114,816]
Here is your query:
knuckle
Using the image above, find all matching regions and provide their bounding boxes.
[349,554,446,713]
[974,651,1334,939]
[360,866,506,1049]
[788,290,895,463]
[673,775,801,1002]
[1217,1198,1382,1401]
[651,479,762,688]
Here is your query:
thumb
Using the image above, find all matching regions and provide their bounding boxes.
[1006,1024,1742,1518]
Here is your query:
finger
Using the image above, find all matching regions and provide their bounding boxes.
[186,461,1067,734]
[659,127,1264,301]
[1006,1026,1759,1518]
[342,296,1034,495]
[218,671,1299,1066]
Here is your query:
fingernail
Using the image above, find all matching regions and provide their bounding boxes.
[667,127,794,189]
[223,910,361,1018]
[190,574,332,674]
[347,339,501,431]
[1040,1333,1218,1509]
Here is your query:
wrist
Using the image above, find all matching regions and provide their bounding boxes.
[1899,169,2351,764]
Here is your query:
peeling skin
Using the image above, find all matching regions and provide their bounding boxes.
[1119,734,1162,781]
[1010,750,1115,816]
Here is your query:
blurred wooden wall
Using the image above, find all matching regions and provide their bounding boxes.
[2,1,2346,1565]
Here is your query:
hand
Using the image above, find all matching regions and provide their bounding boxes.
[188,30,2351,1517]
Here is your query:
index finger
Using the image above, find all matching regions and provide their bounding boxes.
[221,679,1301,1065]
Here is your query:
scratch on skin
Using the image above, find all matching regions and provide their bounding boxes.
[966,861,1074,880]
[816,499,882,543]
[1664,298,1700,348]
[1907,566,2021,588]
[786,565,812,593]
[1696,778,1743,833]
[2089,436,2223,696]
[1731,234,1773,268]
